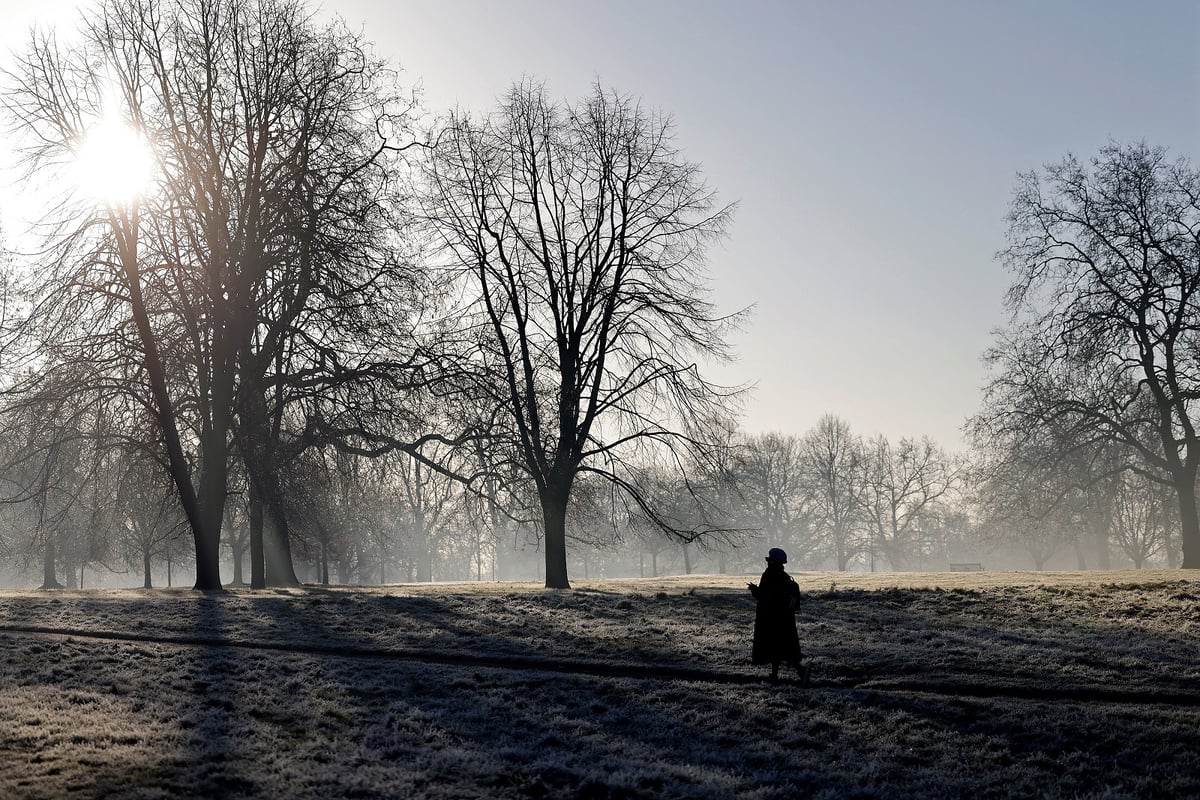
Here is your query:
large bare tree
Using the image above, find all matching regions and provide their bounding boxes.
[4,0,420,589]
[988,142,1200,568]
[423,82,740,588]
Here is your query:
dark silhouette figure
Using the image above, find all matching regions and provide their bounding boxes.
[748,548,809,684]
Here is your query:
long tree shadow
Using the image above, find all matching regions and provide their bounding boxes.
[174,592,259,796]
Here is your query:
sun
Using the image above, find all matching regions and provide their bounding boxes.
[74,103,157,208]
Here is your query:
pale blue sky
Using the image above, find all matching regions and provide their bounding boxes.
[4,1,1198,448]
[333,0,1199,449]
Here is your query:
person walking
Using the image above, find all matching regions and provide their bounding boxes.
[748,547,810,685]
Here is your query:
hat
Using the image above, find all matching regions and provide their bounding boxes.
[766,547,787,564]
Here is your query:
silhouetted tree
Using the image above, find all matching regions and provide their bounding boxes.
[993,142,1200,568]
[4,0,421,589]
[423,81,741,588]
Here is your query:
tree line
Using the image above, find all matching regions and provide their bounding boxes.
[0,388,1182,588]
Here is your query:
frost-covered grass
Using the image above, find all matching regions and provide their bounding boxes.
[1,570,1198,799]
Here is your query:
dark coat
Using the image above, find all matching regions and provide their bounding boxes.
[749,564,802,665]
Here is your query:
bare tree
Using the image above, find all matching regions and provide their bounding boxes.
[801,415,867,571]
[0,375,106,588]
[115,451,187,588]
[1112,471,1172,568]
[284,446,364,585]
[994,142,1200,568]
[422,81,741,588]
[862,435,958,571]
[392,447,463,582]
[737,432,821,568]
[968,422,1095,570]
[4,0,421,589]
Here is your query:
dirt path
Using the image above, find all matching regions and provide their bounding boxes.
[4,623,1199,708]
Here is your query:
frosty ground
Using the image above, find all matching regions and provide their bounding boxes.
[1,571,1198,799]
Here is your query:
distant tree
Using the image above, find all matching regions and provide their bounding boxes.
[627,468,715,576]
[801,415,867,570]
[423,81,741,588]
[1111,471,1172,568]
[287,446,387,585]
[115,452,186,588]
[0,377,96,588]
[970,348,1141,570]
[993,142,1200,568]
[219,471,254,586]
[862,435,958,571]
[393,447,463,582]
[736,432,820,568]
[969,425,1090,570]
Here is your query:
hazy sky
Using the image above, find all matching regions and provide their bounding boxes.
[3,1,1198,449]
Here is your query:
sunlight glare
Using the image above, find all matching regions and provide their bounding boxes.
[74,99,156,208]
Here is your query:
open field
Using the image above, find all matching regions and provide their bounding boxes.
[1,570,1198,798]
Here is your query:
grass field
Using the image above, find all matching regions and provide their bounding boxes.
[0,570,1198,799]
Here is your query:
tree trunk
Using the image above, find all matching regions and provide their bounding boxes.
[188,493,224,591]
[238,385,299,587]
[1092,519,1112,570]
[113,217,225,591]
[194,515,223,591]
[482,461,506,581]
[321,538,330,585]
[41,535,63,590]
[230,536,246,586]
[263,506,300,587]
[143,547,153,589]
[1176,470,1200,568]
[540,481,571,589]
[1073,540,1088,570]
[415,510,432,583]
[192,417,231,591]
[249,494,266,589]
